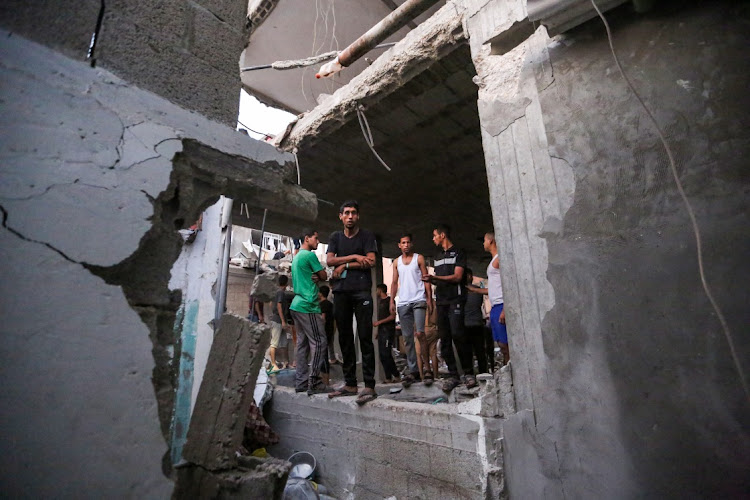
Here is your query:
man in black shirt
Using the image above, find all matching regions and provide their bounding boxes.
[326,200,379,405]
[422,223,477,392]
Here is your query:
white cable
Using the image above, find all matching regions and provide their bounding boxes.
[292,148,301,184]
[356,105,392,172]
[590,0,748,402]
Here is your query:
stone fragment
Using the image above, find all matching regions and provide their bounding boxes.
[181,314,270,470]
[250,269,290,302]
[173,456,290,500]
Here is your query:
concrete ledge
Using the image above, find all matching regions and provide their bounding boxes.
[267,386,498,499]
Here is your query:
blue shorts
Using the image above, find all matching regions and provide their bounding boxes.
[490,303,507,344]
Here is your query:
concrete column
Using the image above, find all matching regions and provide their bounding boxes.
[466,4,568,412]
[372,238,385,382]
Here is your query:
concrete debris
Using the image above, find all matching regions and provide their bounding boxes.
[276,1,468,151]
[182,314,271,471]
[174,455,291,500]
[250,269,289,302]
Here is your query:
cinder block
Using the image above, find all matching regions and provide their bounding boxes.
[98,13,240,124]
[429,444,456,485]
[452,448,484,493]
[388,437,431,475]
[193,0,248,31]
[109,0,189,47]
[347,430,387,465]
[408,473,471,500]
[357,459,409,499]
[190,4,246,75]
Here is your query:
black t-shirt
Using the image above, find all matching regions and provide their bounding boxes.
[464,289,484,326]
[271,289,292,323]
[434,246,467,304]
[328,229,378,292]
[320,299,334,334]
[377,296,395,336]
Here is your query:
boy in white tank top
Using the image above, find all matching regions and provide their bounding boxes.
[390,233,434,387]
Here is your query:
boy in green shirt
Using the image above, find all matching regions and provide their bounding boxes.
[290,229,332,395]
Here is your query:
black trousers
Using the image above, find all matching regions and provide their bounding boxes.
[466,324,490,374]
[378,327,400,379]
[436,302,474,378]
[334,290,376,389]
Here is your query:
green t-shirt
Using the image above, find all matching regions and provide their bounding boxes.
[290,249,324,314]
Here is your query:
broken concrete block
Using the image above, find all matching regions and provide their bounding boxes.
[182,314,270,470]
[173,456,290,500]
[250,270,289,302]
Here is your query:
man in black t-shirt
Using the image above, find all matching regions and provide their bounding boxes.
[326,200,379,405]
[373,284,400,382]
[422,223,477,392]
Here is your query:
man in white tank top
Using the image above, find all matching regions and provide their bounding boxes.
[390,233,434,387]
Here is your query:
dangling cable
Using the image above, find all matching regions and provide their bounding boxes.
[356,105,392,172]
[590,0,748,401]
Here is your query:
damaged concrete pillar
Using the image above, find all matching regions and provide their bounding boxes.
[174,314,290,499]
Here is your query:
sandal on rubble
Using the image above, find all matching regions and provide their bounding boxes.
[423,371,434,386]
[355,388,378,406]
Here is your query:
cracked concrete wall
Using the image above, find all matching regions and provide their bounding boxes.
[0,31,315,496]
[0,0,249,125]
[468,0,750,497]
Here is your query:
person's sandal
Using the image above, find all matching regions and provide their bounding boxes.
[423,370,434,386]
[442,377,460,393]
[465,374,478,389]
[328,386,358,399]
[355,388,378,406]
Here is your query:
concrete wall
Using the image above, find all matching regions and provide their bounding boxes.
[267,387,503,500]
[469,0,750,497]
[226,266,254,316]
[0,0,248,125]
[0,31,314,496]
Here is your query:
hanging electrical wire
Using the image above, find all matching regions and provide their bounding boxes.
[356,104,392,172]
[237,119,274,138]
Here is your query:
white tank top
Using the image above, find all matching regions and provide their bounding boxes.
[487,254,503,305]
[396,253,426,305]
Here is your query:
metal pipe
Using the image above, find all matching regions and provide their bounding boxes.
[337,0,440,68]
[240,43,396,73]
[255,208,268,275]
[214,197,234,326]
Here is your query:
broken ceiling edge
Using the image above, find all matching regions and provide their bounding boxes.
[274,0,468,152]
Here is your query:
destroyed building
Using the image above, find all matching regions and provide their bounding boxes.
[1,0,748,498]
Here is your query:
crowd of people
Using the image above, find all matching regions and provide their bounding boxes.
[254,200,509,406]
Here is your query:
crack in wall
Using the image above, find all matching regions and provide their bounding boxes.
[1,204,81,264]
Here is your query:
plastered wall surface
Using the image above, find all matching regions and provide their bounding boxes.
[0,0,249,125]
[0,31,314,495]
[470,1,750,497]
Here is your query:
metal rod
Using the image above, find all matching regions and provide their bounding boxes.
[255,208,268,275]
[338,0,440,68]
[214,197,234,326]
[86,0,106,67]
